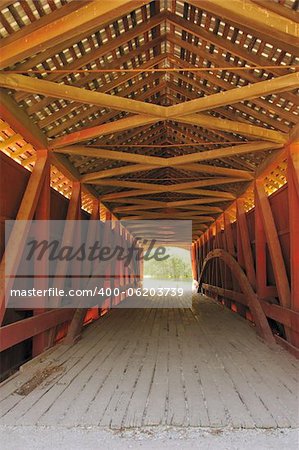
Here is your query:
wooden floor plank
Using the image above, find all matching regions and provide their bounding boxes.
[0,295,298,429]
[122,309,162,428]
[142,309,170,426]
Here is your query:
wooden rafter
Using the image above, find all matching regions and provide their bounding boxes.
[54,142,281,171]
[87,177,246,191]
[0,1,151,69]
[166,72,299,118]
[0,73,166,118]
[188,0,299,55]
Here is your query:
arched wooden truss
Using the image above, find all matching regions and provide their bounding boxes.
[198,248,275,345]
[193,148,299,356]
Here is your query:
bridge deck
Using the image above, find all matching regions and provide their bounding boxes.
[0,295,298,430]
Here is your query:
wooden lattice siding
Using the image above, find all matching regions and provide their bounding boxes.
[0,118,95,212]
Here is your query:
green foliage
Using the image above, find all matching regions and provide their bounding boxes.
[144,250,192,280]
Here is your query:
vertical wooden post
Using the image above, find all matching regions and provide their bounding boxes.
[103,211,113,306]
[236,207,245,273]
[224,212,235,257]
[197,238,203,281]
[255,180,291,306]
[32,154,51,356]
[0,150,49,325]
[223,210,240,307]
[191,242,198,280]
[197,236,203,290]
[64,198,100,345]
[255,179,292,341]
[118,225,125,290]
[254,188,268,299]
[113,221,121,306]
[139,241,144,288]
[287,144,299,346]
[236,199,256,290]
[123,229,130,291]
[215,220,224,289]
[67,181,82,220]
[48,181,82,346]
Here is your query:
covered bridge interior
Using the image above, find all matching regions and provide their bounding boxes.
[0,0,298,441]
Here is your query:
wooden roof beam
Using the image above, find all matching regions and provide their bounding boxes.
[107,198,167,207]
[100,186,236,201]
[180,164,254,180]
[86,177,246,191]
[0,91,100,201]
[0,0,151,69]
[105,196,231,205]
[27,53,166,117]
[55,145,166,166]
[167,11,298,69]
[168,46,296,125]
[80,162,253,182]
[55,141,278,176]
[189,0,299,55]
[251,0,299,22]
[175,114,286,143]
[120,213,215,220]
[176,189,236,199]
[34,56,166,121]
[50,111,286,147]
[46,77,166,138]
[0,71,291,144]
[166,142,282,166]
[51,115,161,148]
[81,164,161,182]
[0,90,47,149]
[167,198,233,207]
[113,204,222,213]
[100,189,162,201]
[0,74,166,118]
[167,72,299,119]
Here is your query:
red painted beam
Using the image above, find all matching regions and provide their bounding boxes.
[198,249,275,345]
[255,180,291,309]
[203,282,299,332]
[0,150,49,325]
[0,309,74,352]
[33,157,51,357]
[288,144,299,347]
